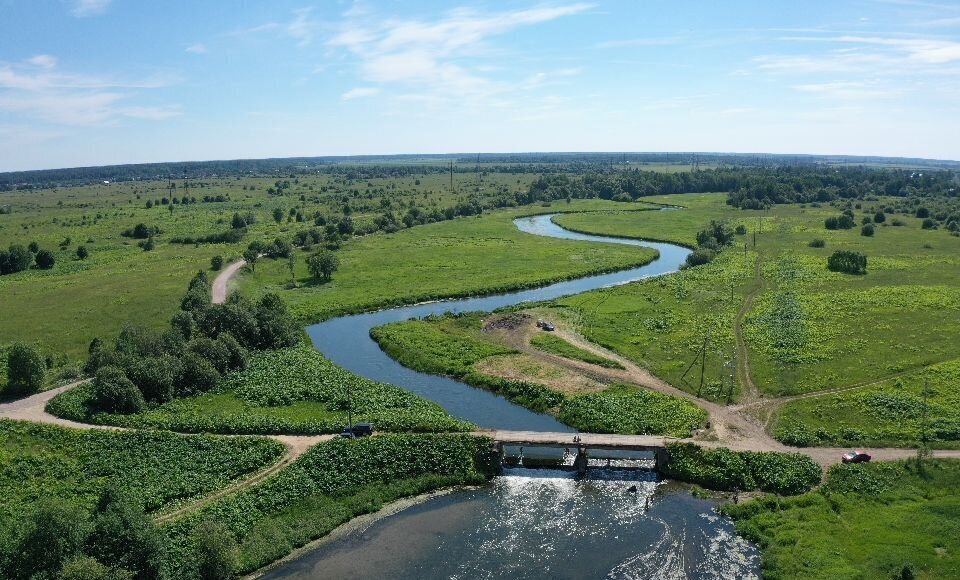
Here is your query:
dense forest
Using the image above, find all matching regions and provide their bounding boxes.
[3,152,959,190]
[525,166,960,209]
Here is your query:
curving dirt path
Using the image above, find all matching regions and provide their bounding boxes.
[733,255,764,403]
[212,258,247,304]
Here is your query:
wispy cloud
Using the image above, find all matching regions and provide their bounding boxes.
[72,0,112,18]
[784,34,960,64]
[0,57,179,126]
[793,81,894,100]
[328,3,592,103]
[27,55,58,69]
[341,87,380,100]
[223,9,320,47]
[186,43,208,54]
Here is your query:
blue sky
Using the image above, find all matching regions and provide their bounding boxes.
[1,0,959,170]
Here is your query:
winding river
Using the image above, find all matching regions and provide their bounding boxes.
[285,213,760,579]
[306,213,691,431]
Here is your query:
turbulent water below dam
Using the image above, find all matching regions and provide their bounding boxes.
[262,466,760,580]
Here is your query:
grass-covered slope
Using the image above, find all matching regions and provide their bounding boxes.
[725,459,960,579]
[47,345,469,434]
[0,419,283,520]
[530,333,624,369]
[162,434,496,577]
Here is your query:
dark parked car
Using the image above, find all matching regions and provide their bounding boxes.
[541,322,555,331]
[341,423,375,438]
[841,450,871,464]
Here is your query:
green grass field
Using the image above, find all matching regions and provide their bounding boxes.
[0,419,283,519]
[235,200,659,322]
[726,459,960,579]
[0,172,542,360]
[546,193,960,409]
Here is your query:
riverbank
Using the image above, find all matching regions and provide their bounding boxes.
[244,485,481,579]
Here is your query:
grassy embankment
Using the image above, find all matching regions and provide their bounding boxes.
[48,345,469,434]
[161,434,496,577]
[0,419,284,521]
[725,459,960,579]
[371,313,707,437]
[530,333,624,369]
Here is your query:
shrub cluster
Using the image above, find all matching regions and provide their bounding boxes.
[685,220,734,267]
[660,443,822,495]
[824,212,856,230]
[82,272,300,413]
[0,242,58,275]
[827,249,867,274]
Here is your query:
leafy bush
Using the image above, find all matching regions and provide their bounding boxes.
[5,341,46,395]
[685,247,716,267]
[922,218,936,230]
[210,256,224,271]
[824,214,855,230]
[808,238,825,248]
[660,443,822,495]
[861,224,874,237]
[827,250,867,274]
[90,366,145,414]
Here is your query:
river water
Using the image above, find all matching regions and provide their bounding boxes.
[306,214,691,431]
[286,213,760,579]
[262,467,760,580]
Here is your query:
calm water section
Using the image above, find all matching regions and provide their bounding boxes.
[262,467,760,580]
[306,213,691,431]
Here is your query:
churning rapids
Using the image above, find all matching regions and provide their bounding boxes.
[272,212,761,579]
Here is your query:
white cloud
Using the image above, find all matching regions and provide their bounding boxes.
[0,63,179,126]
[28,55,58,69]
[327,3,591,105]
[287,8,317,47]
[793,81,894,100]
[186,43,208,54]
[341,87,380,100]
[72,0,113,18]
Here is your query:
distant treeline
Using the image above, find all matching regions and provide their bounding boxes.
[525,166,960,209]
[3,152,959,190]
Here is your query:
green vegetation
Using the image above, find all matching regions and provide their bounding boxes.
[49,345,469,434]
[529,333,624,369]
[725,460,960,579]
[549,193,960,405]
[557,384,706,437]
[0,419,283,519]
[661,443,822,495]
[238,202,659,323]
[372,313,705,436]
[776,359,960,448]
[4,341,46,396]
[162,434,496,577]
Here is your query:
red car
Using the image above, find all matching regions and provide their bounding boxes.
[842,450,871,464]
